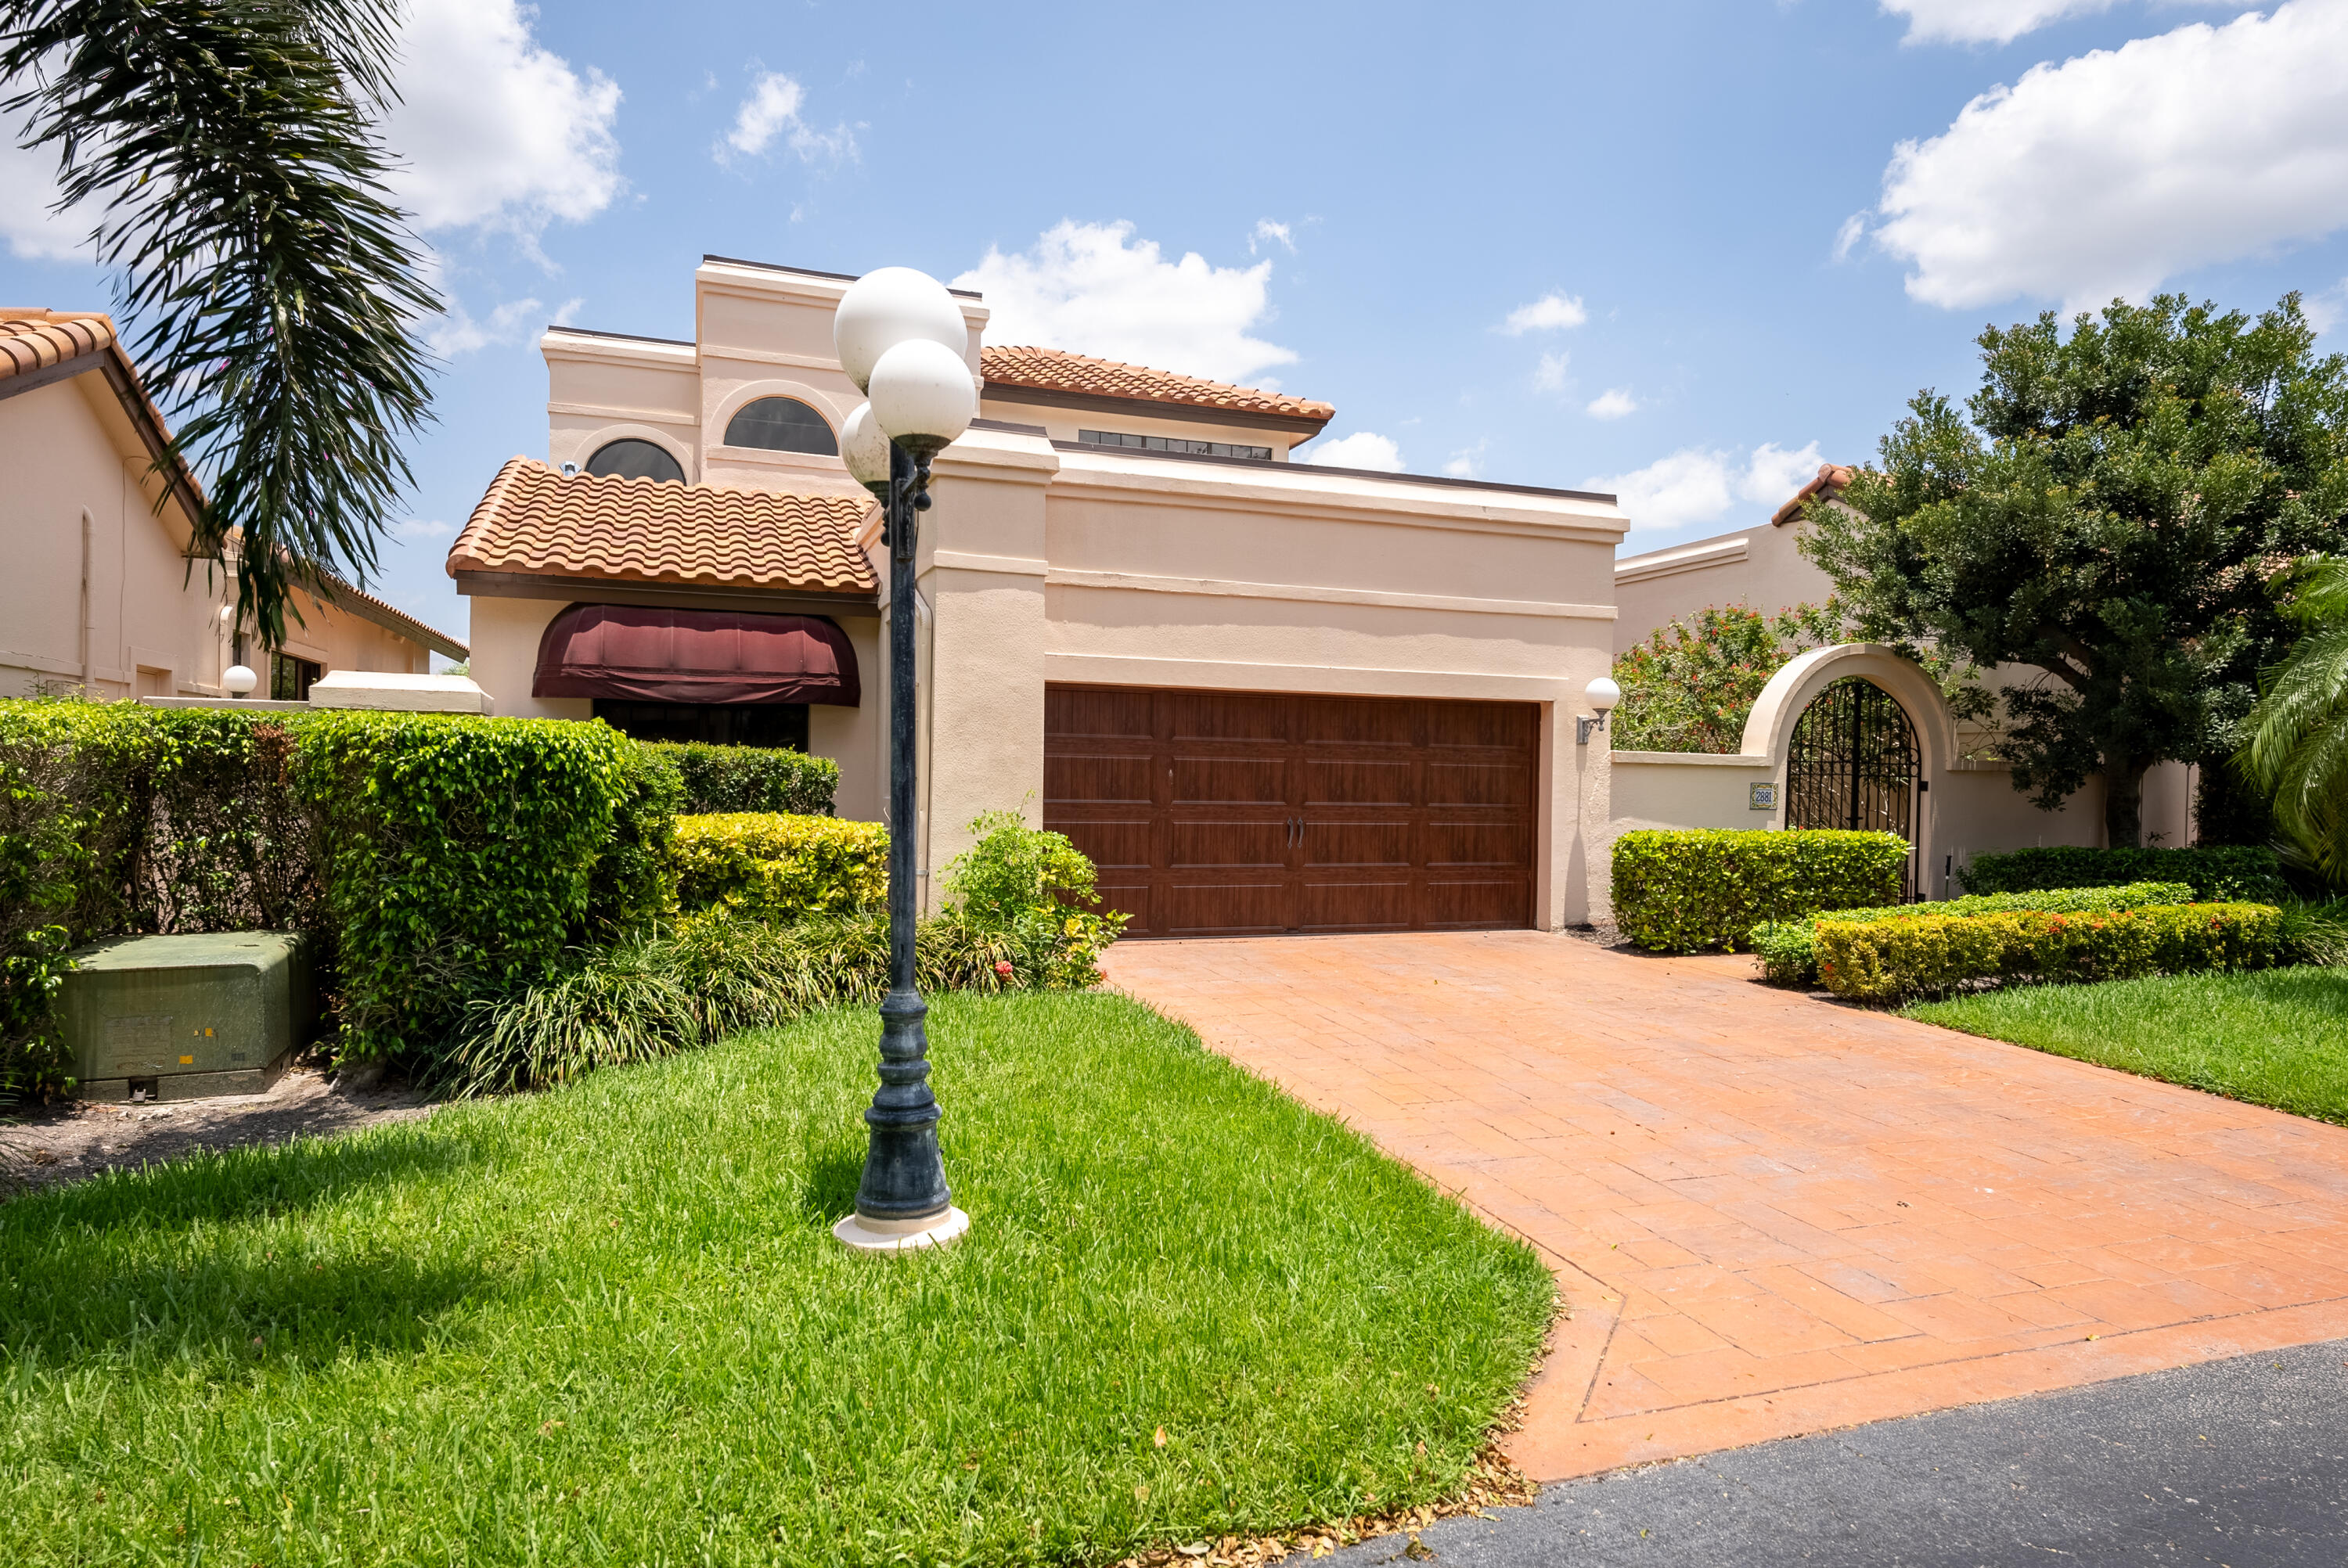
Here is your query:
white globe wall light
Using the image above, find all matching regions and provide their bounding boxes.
[866,338,978,456]
[1578,674,1622,746]
[222,664,258,697]
[841,401,893,494]
[832,266,970,394]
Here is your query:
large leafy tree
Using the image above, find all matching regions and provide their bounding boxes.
[1802,294,2348,847]
[2,0,438,646]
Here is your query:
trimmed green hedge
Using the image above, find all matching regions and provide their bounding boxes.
[668,811,888,921]
[646,741,837,816]
[1611,829,1908,953]
[295,712,654,1063]
[1957,844,2285,902]
[1750,881,2196,987]
[1813,903,2280,1002]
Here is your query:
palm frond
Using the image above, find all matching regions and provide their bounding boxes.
[2,0,438,644]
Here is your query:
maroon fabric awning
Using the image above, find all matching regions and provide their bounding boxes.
[533,604,860,706]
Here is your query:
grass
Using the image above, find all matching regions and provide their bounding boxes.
[0,991,1553,1567]
[1906,966,2348,1125]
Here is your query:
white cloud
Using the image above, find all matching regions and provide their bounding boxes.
[392,519,456,540]
[718,71,855,165]
[0,113,83,262]
[1832,213,1867,263]
[1305,432,1406,472]
[1880,0,2119,46]
[2309,277,2348,336]
[424,293,579,358]
[1250,219,1295,254]
[1586,387,1639,419]
[1500,292,1588,334]
[384,0,624,239]
[1532,351,1571,392]
[1866,3,2348,310]
[954,220,1296,385]
[1584,442,1823,531]
[1442,440,1489,479]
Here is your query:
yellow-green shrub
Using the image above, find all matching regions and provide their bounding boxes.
[1813,902,2281,1002]
[1611,829,1907,953]
[668,812,888,920]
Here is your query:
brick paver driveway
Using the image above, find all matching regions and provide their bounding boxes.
[1100,931,2348,1481]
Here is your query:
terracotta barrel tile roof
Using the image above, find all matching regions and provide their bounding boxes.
[448,458,879,595]
[978,343,1334,423]
[1770,461,1856,527]
[0,309,118,383]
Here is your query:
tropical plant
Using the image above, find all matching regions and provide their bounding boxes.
[943,808,1129,986]
[1,0,439,645]
[1802,294,2348,847]
[2239,556,2348,886]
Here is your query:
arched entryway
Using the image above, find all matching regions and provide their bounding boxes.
[1784,675,1920,895]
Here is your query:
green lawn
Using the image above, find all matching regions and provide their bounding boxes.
[1907,967,2348,1125]
[0,991,1552,1567]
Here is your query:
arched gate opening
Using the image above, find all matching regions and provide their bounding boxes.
[1785,676,1921,897]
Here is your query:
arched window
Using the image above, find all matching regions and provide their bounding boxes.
[722,397,837,456]
[585,439,686,484]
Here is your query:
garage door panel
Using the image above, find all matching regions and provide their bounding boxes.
[1063,817,1154,873]
[1297,879,1413,933]
[1048,684,1155,740]
[1046,684,1536,938]
[1161,879,1287,936]
[1170,818,1289,870]
[1421,876,1533,930]
[1168,691,1289,743]
[1428,759,1533,808]
[1304,818,1412,869]
[1302,757,1413,807]
[1046,752,1155,807]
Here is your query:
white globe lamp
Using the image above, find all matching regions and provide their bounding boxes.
[867,338,978,457]
[841,401,893,494]
[833,267,968,395]
[1579,674,1621,746]
[223,664,259,698]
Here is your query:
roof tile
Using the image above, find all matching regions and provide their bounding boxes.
[0,309,117,383]
[448,458,879,595]
[978,344,1334,424]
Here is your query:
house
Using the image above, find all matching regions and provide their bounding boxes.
[450,255,1629,935]
[0,309,467,702]
[1610,460,2196,858]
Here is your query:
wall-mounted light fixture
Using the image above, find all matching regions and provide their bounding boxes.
[1577,675,1621,746]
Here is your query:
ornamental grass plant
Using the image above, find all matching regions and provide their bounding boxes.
[0,992,1556,1567]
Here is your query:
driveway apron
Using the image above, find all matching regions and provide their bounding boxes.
[1099,931,2348,1481]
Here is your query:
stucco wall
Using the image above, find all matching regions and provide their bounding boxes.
[2,371,439,699]
[1613,518,1831,653]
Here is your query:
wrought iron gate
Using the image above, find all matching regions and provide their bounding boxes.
[1785,677,1920,897]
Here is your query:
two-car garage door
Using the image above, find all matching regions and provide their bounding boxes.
[1043,683,1540,939]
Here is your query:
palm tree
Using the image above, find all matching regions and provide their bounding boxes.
[2240,556,2348,885]
[2,0,438,646]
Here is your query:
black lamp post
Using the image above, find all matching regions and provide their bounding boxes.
[830,269,978,1253]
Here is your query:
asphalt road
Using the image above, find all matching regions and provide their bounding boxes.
[1336,1338,2348,1567]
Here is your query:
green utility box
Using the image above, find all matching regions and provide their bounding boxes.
[63,932,317,1102]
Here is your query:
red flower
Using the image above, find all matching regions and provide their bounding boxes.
[993,959,1014,979]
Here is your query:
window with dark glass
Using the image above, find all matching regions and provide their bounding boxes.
[270,653,321,702]
[1078,429,1273,462]
[592,699,810,750]
[584,438,686,484]
[722,397,838,455]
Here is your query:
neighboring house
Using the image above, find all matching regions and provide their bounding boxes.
[0,309,466,702]
[452,254,1629,936]
[1611,461,2195,855]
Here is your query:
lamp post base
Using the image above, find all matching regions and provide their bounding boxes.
[831,1206,971,1254]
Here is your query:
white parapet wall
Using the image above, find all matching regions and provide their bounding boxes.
[305,671,495,714]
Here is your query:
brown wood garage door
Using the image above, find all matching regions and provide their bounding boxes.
[1043,683,1540,938]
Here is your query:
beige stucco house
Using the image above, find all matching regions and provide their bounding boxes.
[451,255,1630,934]
[1,309,466,702]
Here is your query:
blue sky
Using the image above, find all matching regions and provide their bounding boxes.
[7,0,2347,654]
